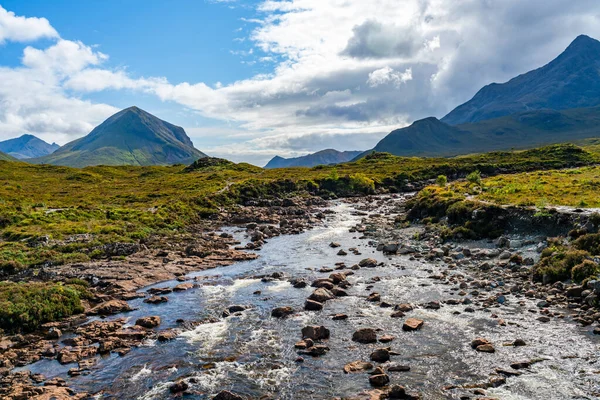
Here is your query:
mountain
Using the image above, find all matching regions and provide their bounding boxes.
[363,106,600,158]
[442,35,600,125]
[264,149,363,168]
[0,134,59,159]
[34,106,206,168]
[0,151,17,162]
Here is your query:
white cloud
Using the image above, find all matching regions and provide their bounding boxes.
[0,5,58,43]
[2,1,600,165]
[367,67,412,87]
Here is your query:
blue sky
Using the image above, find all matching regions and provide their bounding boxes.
[0,1,599,165]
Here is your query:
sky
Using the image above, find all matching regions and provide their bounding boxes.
[1,1,600,166]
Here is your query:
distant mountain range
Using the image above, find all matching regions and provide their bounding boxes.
[0,134,59,159]
[363,34,600,158]
[265,149,363,168]
[33,106,206,168]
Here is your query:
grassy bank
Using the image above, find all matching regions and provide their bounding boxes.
[0,143,596,273]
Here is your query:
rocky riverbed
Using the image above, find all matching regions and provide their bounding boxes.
[2,194,600,399]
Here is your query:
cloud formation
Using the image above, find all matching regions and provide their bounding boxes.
[1,1,600,165]
[0,5,57,43]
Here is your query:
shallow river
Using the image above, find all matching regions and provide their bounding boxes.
[20,200,600,399]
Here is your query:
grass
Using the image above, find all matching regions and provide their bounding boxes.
[0,143,596,271]
[474,166,600,207]
[0,281,90,333]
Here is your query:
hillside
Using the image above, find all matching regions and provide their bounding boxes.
[33,106,206,168]
[0,134,59,159]
[265,149,363,168]
[0,151,17,162]
[362,106,600,158]
[442,35,600,125]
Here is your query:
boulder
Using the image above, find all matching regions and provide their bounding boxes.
[369,373,390,387]
[301,325,330,341]
[308,288,335,303]
[402,318,424,331]
[169,381,188,394]
[304,300,324,311]
[135,316,161,329]
[352,328,377,343]
[88,300,132,316]
[343,360,373,373]
[271,306,294,318]
[359,258,378,268]
[370,348,391,362]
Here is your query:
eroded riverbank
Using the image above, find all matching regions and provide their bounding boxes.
[3,195,600,399]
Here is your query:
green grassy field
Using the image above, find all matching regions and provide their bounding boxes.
[0,143,596,273]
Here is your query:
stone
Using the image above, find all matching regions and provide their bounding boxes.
[370,348,391,362]
[173,283,194,291]
[329,242,341,248]
[369,373,390,387]
[144,296,168,304]
[271,306,294,318]
[476,344,495,353]
[301,325,330,341]
[295,338,314,349]
[379,335,394,343]
[352,328,377,343]
[359,258,378,268]
[46,327,62,340]
[135,316,161,329]
[213,390,245,400]
[304,300,324,311]
[337,249,348,256]
[344,360,373,373]
[87,300,132,316]
[510,361,531,369]
[301,345,330,357]
[387,364,410,372]
[308,288,335,303]
[402,318,424,331]
[332,314,348,320]
[367,292,381,302]
[169,381,188,394]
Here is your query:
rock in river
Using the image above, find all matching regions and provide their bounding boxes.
[135,316,161,329]
[402,318,424,331]
[352,328,377,343]
[301,325,330,341]
[271,306,294,318]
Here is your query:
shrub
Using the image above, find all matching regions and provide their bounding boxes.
[466,170,482,185]
[532,249,589,283]
[572,260,599,283]
[436,175,448,187]
[573,233,600,255]
[349,173,375,194]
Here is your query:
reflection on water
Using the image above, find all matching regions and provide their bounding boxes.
[20,201,600,399]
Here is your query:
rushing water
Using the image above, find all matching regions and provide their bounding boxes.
[20,200,600,399]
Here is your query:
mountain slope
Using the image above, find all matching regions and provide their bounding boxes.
[0,134,59,159]
[34,106,206,168]
[0,151,18,162]
[442,35,600,125]
[264,149,363,168]
[364,106,600,158]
